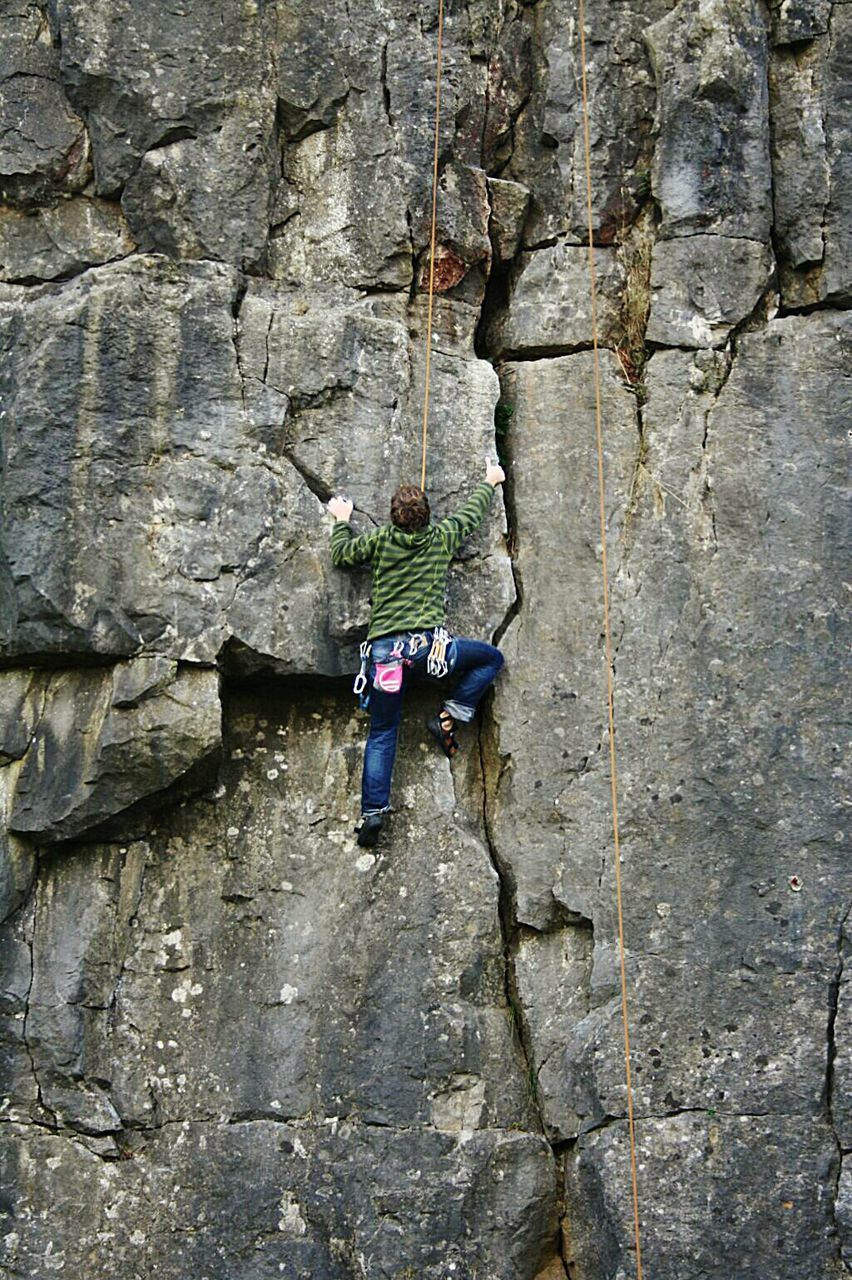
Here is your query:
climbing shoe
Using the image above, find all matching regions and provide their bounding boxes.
[427,709,458,760]
[355,813,384,847]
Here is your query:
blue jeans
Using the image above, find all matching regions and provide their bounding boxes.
[361,631,504,814]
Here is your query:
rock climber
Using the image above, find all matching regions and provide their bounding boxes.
[327,462,506,847]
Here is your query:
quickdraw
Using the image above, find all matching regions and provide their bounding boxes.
[353,640,372,698]
[426,626,453,678]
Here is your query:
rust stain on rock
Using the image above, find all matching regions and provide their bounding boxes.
[419,245,467,293]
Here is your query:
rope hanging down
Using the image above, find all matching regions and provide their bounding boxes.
[577,2,645,1275]
[420,0,445,491]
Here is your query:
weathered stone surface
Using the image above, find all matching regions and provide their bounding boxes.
[0,773,34,923]
[834,922,852,1149]
[647,235,775,347]
[0,258,330,667]
[514,921,596,1140]
[17,687,533,1130]
[54,0,276,197]
[237,283,515,651]
[839,1157,852,1271]
[0,687,562,1277]
[487,242,625,357]
[0,1120,558,1280]
[0,2,90,206]
[0,198,134,281]
[493,0,673,247]
[487,176,530,262]
[646,0,772,240]
[0,2,849,1275]
[772,6,852,307]
[564,1116,841,1279]
[487,350,639,931]
[121,112,276,271]
[768,0,831,45]
[8,661,220,844]
[769,41,830,269]
[489,314,850,1270]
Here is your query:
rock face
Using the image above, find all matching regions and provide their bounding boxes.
[0,3,849,1278]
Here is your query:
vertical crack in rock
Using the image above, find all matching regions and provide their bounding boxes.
[20,854,57,1129]
[827,905,851,1265]
[230,273,250,409]
[616,208,655,559]
[380,40,393,129]
[108,845,148,1030]
[477,723,541,1129]
[477,722,572,1276]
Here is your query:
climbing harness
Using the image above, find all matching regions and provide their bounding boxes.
[352,630,445,709]
[578,1,644,1274]
[419,0,445,491]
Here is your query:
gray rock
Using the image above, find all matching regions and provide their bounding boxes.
[814,5,850,304]
[487,176,531,262]
[0,669,39,763]
[0,779,34,922]
[833,923,852,1149]
[121,111,276,271]
[0,254,512,675]
[269,79,412,290]
[492,0,672,247]
[487,350,640,930]
[0,257,331,668]
[647,235,775,347]
[768,0,831,45]
[19,687,534,1132]
[488,314,850,1270]
[646,0,772,240]
[770,10,851,307]
[0,1119,558,1280]
[0,198,134,282]
[1,687,564,1276]
[839,1157,852,1272]
[54,0,276,196]
[0,2,849,1274]
[514,921,597,1140]
[564,1115,841,1280]
[769,40,831,269]
[9,661,220,843]
[0,3,90,205]
[237,282,516,653]
[0,895,38,1118]
[487,242,625,358]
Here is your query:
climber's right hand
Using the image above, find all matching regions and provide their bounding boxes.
[485,461,506,486]
[327,496,354,521]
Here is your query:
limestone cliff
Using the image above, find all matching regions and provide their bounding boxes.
[0,1,849,1277]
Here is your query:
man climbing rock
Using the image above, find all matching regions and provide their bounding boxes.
[327,463,506,847]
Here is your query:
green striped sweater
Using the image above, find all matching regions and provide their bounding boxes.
[330,481,495,640]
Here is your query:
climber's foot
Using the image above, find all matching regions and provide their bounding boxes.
[355,813,384,847]
[427,709,458,760]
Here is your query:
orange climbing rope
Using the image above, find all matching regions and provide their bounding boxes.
[420,0,445,491]
[577,2,645,1276]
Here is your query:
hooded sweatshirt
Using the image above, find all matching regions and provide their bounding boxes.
[330,481,495,640]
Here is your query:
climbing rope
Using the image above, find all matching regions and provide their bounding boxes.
[577,2,645,1275]
[420,0,445,491]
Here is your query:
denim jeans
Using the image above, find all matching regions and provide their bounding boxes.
[361,631,504,814]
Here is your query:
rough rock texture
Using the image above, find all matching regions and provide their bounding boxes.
[0,1,849,1277]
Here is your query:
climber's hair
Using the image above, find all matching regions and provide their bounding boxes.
[390,485,430,531]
